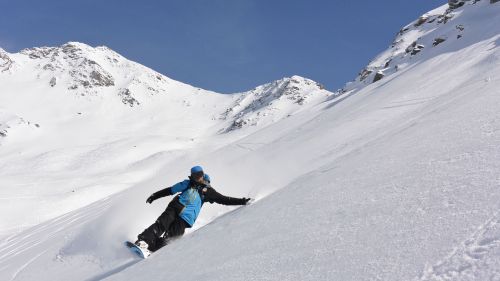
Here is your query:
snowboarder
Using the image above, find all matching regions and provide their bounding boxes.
[132,165,252,256]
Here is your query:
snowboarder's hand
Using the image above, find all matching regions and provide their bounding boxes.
[146,194,157,204]
[242,197,253,205]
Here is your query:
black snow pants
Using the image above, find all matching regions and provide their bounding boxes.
[138,197,188,251]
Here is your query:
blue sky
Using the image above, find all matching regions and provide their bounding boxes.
[0,0,445,93]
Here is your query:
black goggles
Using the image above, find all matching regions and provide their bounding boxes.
[191,171,204,179]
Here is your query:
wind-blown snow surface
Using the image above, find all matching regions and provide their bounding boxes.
[1,1,500,280]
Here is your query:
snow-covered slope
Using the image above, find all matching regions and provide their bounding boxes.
[1,1,500,280]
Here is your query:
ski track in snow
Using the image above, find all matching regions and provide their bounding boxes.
[417,211,500,281]
[10,250,47,281]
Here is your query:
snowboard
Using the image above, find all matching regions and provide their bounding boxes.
[125,241,151,259]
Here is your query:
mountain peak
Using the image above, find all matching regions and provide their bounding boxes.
[63,41,92,48]
[221,75,331,132]
[0,42,189,108]
[277,75,326,92]
[285,75,308,82]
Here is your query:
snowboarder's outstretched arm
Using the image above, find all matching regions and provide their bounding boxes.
[203,187,251,205]
[146,187,173,203]
[146,180,190,204]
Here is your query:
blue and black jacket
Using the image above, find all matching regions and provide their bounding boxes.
[149,175,248,227]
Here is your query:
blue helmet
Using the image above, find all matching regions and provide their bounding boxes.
[190,166,210,183]
[190,166,203,174]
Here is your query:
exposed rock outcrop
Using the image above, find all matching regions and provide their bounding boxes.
[118,88,140,107]
[415,16,429,27]
[448,0,471,9]
[433,37,447,46]
[373,71,385,83]
[49,77,57,87]
[0,49,13,72]
[406,42,425,55]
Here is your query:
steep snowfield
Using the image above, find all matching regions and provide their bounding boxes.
[1,1,500,280]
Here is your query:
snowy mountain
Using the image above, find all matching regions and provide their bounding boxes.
[221,75,331,132]
[0,40,334,141]
[1,1,500,280]
[342,0,500,94]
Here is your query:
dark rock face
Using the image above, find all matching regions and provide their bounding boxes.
[49,77,57,87]
[414,16,428,27]
[433,37,447,46]
[492,0,500,4]
[437,13,454,24]
[228,118,248,131]
[359,69,373,82]
[406,41,425,55]
[384,60,392,68]
[118,88,140,107]
[398,27,410,36]
[89,70,114,87]
[373,71,385,83]
[448,0,468,9]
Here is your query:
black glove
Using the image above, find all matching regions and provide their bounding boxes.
[242,197,252,205]
[146,194,157,204]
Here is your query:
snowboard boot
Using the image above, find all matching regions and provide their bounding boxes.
[131,240,151,258]
[134,240,149,251]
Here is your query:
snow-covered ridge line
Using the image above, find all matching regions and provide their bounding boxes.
[1,41,332,132]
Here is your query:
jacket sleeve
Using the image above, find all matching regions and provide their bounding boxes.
[203,187,247,205]
[151,187,173,200]
[152,180,189,200]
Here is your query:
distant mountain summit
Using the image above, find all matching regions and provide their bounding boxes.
[12,42,180,107]
[221,75,331,132]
